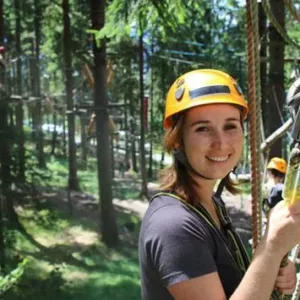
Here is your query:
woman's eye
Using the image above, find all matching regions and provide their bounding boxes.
[224,124,238,130]
[195,127,209,132]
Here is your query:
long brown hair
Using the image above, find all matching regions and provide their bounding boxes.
[159,113,241,204]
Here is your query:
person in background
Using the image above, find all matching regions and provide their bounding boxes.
[139,69,299,300]
[263,157,287,214]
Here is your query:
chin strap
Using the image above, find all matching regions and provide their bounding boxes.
[215,166,237,197]
[215,177,227,197]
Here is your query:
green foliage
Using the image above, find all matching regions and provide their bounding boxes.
[86,23,131,47]
[78,168,98,196]
[240,182,251,195]
[285,5,300,86]
[0,259,28,296]
[3,198,141,300]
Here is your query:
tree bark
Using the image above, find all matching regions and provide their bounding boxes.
[266,0,285,157]
[0,0,7,270]
[138,32,148,198]
[51,97,58,155]
[63,0,79,190]
[259,2,267,140]
[91,0,118,247]
[127,60,137,172]
[80,115,88,169]
[148,42,154,179]
[14,0,25,180]
[34,0,45,168]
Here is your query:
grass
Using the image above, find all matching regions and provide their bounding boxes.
[3,202,141,300]
[3,150,143,300]
[43,156,142,200]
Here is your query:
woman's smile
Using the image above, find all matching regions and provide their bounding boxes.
[206,155,231,162]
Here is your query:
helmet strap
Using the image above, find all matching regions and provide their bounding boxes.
[215,177,226,197]
[215,166,237,197]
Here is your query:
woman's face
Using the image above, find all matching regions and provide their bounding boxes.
[181,104,244,180]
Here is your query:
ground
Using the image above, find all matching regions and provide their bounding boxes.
[43,183,253,246]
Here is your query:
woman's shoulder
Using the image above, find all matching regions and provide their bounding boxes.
[147,192,201,218]
[141,192,211,238]
[145,192,190,221]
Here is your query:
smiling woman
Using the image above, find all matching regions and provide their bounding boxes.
[138,69,300,300]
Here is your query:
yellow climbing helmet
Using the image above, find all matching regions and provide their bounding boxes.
[164,69,248,129]
[267,157,287,174]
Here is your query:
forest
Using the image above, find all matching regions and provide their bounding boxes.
[0,0,300,299]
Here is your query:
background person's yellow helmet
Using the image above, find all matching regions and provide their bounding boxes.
[164,69,248,129]
[267,157,287,174]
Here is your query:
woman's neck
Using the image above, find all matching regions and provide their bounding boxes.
[192,176,216,206]
[192,179,221,228]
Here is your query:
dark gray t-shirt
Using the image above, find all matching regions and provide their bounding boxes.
[267,183,284,209]
[139,194,244,300]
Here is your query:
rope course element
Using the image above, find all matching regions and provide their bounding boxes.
[252,0,264,248]
[290,244,300,300]
[283,0,300,22]
[292,273,300,300]
[262,0,300,50]
[246,0,263,251]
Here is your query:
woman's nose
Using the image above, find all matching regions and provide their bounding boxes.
[211,130,225,149]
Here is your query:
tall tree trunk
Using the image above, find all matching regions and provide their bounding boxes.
[34,0,45,168]
[259,2,267,137]
[110,134,115,177]
[63,0,79,190]
[124,91,130,171]
[62,110,67,157]
[267,0,285,157]
[80,115,88,169]
[127,60,137,172]
[148,42,154,179]
[29,57,36,139]
[0,0,7,270]
[138,32,148,198]
[91,0,118,247]
[14,0,25,180]
[51,97,58,155]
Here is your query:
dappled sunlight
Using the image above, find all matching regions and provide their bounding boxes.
[65,226,98,246]
[64,275,141,300]
[63,269,90,281]
[5,196,141,300]
[24,258,54,280]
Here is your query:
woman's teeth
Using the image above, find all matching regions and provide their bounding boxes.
[207,156,229,162]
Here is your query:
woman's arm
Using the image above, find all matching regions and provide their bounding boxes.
[168,252,296,300]
[168,244,280,300]
[230,238,281,300]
